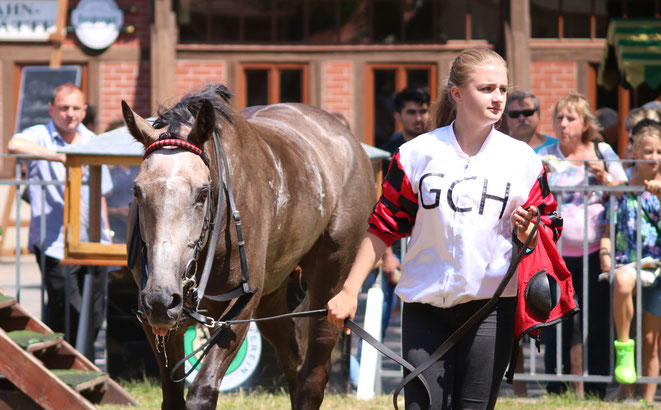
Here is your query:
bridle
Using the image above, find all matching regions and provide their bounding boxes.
[130,128,257,330]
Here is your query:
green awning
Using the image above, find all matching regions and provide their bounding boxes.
[598,18,661,90]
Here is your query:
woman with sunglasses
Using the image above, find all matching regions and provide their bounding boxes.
[537,92,628,399]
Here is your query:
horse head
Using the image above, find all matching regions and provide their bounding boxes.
[121,98,217,335]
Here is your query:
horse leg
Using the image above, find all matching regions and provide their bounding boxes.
[294,309,341,409]
[185,322,251,410]
[140,322,186,410]
[254,280,304,404]
[294,256,349,408]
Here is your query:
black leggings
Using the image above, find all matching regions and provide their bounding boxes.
[401,298,516,410]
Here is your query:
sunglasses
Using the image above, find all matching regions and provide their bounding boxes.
[506,109,538,119]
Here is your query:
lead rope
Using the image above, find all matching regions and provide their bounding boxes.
[170,308,432,406]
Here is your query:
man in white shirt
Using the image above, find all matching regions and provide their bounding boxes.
[8,83,112,360]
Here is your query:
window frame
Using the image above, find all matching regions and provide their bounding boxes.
[236,63,310,108]
[364,63,437,146]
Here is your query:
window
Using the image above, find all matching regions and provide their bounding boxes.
[175,0,504,45]
[365,64,437,147]
[237,64,309,108]
[530,0,660,39]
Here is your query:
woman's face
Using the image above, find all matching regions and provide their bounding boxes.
[633,135,661,176]
[553,106,587,146]
[453,63,508,128]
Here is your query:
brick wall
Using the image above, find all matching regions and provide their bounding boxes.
[100,61,151,131]
[530,61,577,137]
[175,61,227,99]
[321,61,354,131]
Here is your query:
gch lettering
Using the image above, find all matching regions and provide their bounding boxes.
[419,172,511,218]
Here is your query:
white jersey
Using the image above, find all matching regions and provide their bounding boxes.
[368,124,550,308]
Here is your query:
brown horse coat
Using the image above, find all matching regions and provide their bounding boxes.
[122,84,375,410]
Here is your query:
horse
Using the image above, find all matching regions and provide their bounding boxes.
[121,83,376,409]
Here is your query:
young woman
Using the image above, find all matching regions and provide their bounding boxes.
[327,47,558,409]
[600,122,661,402]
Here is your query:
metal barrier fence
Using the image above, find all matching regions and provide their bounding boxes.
[517,158,661,387]
[3,154,661,388]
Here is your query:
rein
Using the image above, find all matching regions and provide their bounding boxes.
[168,308,432,410]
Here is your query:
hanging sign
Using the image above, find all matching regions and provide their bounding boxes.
[0,1,58,41]
[71,0,123,50]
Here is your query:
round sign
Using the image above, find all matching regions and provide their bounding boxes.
[71,0,124,50]
[184,322,262,391]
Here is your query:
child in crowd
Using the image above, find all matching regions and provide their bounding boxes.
[622,108,661,166]
[600,120,661,402]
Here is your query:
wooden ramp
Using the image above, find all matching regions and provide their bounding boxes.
[0,291,139,409]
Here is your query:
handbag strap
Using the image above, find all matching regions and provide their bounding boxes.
[593,140,608,172]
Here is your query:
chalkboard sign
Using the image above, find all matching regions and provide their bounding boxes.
[15,66,82,133]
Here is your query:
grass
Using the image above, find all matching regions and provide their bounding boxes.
[99,378,656,409]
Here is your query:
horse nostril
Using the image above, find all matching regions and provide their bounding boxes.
[169,293,182,310]
[141,293,152,314]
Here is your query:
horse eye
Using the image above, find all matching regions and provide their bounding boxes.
[196,187,209,203]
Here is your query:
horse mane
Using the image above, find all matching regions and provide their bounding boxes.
[153,83,235,137]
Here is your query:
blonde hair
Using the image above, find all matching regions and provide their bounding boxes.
[552,92,599,143]
[624,107,660,133]
[430,47,508,129]
[632,121,661,153]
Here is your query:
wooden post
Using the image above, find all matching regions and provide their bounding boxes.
[49,0,69,68]
[618,86,630,158]
[507,0,531,91]
[151,0,177,114]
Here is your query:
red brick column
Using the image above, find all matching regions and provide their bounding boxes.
[322,61,354,130]
[530,61,577,137]
[100,61,151,131]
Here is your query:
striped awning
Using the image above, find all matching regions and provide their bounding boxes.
[598,18,661,90]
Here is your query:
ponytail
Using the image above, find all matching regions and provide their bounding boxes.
[430,85,456,128]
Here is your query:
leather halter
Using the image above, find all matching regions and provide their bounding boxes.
[130,129,256,328]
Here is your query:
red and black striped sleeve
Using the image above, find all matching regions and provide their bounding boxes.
[367,151,419,246]
[522,165,563,241]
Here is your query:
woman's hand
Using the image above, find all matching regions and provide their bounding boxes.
[587,160,611,185]
[511,205,539,245]
[327,288,358,334]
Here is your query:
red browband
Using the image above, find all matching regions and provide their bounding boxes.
[143,138,209,166]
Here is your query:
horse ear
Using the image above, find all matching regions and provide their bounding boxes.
[188,100,216,150]
[121,100,159,147]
